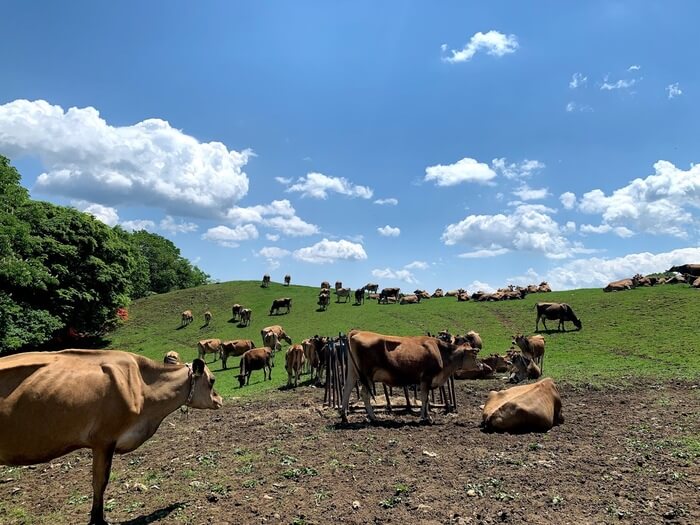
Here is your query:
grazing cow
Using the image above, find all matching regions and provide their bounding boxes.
[513,334,545,371]
[163,351,181,365]
[432,288,444,298]
[354,287,365,305]
[399,293,420,304]
[284,274,291,286]
[481,354,510,373]
[321,281,330,289]
[668,263,700,277]
[220,339,255,369]
[378,287,400,304]
[335,287,352,303]
[269,297,292,315]
[239,308,252,326]
[261,274,271,288]
[231,304,243,321]
[285,345,305,387]
[508,353,541,383]
[263,331,281,356]
[197,338,222,362]
[604,278,634,292]
[318,292,330,310]
[238,348,273,387]
[340,330,481,423]
[481,378,563,433]
[181,310,193,326]
[0,350,221,525]
[538,281,552,293]
[204,310,212,325]
[261,325,293,345]
[364,283,379,295]
[535,302,582,332]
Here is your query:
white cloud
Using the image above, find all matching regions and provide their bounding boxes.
[285,172,373,199]
[466,280,496,293]
[627,65,641,71]
[265,215,320,237]
[491,158,545,180]
[202,224,259,248]
[425,157,496,186]
[0,99,251,218]
[569,73,587,89]
[226,199,319,237]
[371,268,418,284]
[405,260,429,270]
[377,225,401,237]
[667,83,682,99]
[442,30,519,63]
[458,248,510,258]
[534,247,700,290]
[442,204,591,259]
[293,238,367,264]
[580,224,634,237]
[121,219,156,232]
[374,198,399,206]
[577,160,700,238]
[275,176,292,184]
[159,215,198,235]
[600,77,638,91]
[266,233,280,242]
[560,191,577,209]
[564,221,577,233]
[258,246,291,259]
[566,102,593,112]
[73,200,120,226]
[512,184,549,201]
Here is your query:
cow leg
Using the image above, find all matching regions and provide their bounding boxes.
[89,443,115,525]
[535,316,540,332]
[360,384,377,422]
[419,383,432,424]
[403,386,412,411]
[340,359,359,423]
[383,384,393,413]
[542,318,547,331]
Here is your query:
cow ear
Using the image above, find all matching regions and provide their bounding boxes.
[192,359,205,376]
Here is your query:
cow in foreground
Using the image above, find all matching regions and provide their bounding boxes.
[0,350,221,525]
[238,347,273,387]
[341,330,481,424]
[535,302,582,332]
[220,339,255,369]
[197,338,222,362]
[285,345,305,387]
[481,378,563,433]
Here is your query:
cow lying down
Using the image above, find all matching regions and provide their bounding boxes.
[481,378,563,433]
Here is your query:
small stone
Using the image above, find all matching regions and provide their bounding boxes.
[190,480,204,488]
[352,500,361,509]
[263,495,273,500]
[273,513,280,519]
[466,489,477,497]
[133,482,148,492]
[422,450,438,458]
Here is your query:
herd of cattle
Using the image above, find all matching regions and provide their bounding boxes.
[604,264,700,291]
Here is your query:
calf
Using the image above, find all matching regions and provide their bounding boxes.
[220,339,255,369]
[285,345,305,387]
[238,347,273,387]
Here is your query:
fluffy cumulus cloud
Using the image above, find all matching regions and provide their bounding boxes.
[371,268,417,284]
[442,30,519,63]
[405,260,429,270]
[377,225,400,237]
[425,157,496,186]
[285,172,373,199]
[293,239,367,264]
[667,83,682,99]
[569,72,587,89]
[258,246,291,259]
[577,160,700,238]
[121,219,156,232]
[0,99,250,218]
[159,215,198,235]
[226,199,319,237]
[266,233,280,242]
[579,224,634,237]
[374,198,398,206]
[442,204,591,259]
[560,192,577,210]
[512,184,549,201]
[73,200,120,226]
[202,224,258,248]
[492,158,545,180]
[458,247,510,258]
[466,280,496,293]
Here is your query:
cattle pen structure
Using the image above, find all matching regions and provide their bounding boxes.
[323,334,458,415]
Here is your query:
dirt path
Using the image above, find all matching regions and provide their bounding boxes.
[1,380,698,525]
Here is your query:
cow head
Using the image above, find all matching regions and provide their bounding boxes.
[188,359,223,409]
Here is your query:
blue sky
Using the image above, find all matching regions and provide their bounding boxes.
[2,1,699,291]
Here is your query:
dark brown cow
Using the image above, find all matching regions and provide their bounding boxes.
[284,274,291,286]
[481,378,563,433]
[632,273,652,287]
[220,339,255,369]
[231,304,243,321]
[364,283,379,294]
[321,281,330,289]
[269,297,292,315]
[378,287,400,304]
[261,274,271,288]
[0,350,221,525]
[334,281,343,291]
[535,302,582,332]
[285,344,305,387]
[340,330,481,423]
[668,263,700,277]
[203,310,212,325]
[354,287,365,305]
[238,347,273,387]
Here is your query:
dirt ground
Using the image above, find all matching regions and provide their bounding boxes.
[1,379,698,525]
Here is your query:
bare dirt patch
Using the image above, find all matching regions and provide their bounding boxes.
[1,380,698,525]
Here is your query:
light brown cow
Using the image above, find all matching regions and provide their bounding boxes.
[238,347,273,387]
[302,336,327,383]
[220,339,256,369]
[604,278,633,292]
[341,330,481,423]
[285,345,305,387]
[481,353,510,373]
[163,351,181,365]
[508,353,542,383]
[513,334,546,371]
[481,378,563,433]
[197,338,222,362]
[538,281,552,293]
[239,308,252,326]
[399,293,420,304]
[464,330,483,350]
[261,325,292,345]
[693,276,700,288]
[203,310,212,325]
[0,350,221,525]
[263,331,281,356]
[181,310,193,326]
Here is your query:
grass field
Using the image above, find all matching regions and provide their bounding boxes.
[105,280,700,398]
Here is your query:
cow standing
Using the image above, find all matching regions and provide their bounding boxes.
[269,297,292,315]
[181,310,193,326]
[261,274,271,288]
[220,339,256,369]
[354,287,365,305]
[239,308,252,327]
[284,274,291,286]
[335,287,351,303]
[285,345,305,387]
[238,347,273,386]
[263,331,281,358]
[535,302,582,332]
[261,325,292,345]
[0,350,221,525]
[231,304,243,321]
[204,310,212,326]
[378,287,400,304]
[197,338,222,362]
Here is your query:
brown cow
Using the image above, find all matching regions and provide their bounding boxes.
[454,362,493,380]
[340,330,481,423]
[302,335,327,383]
[269,297,292,315]
[481,378,563,433]
[181,310,193,326]
[432,288,444,298]
[239,308,252,326]
[692,276,700,288]
[457,292,470,302]
[378,287,400,304]
[197,338,222,362]
[231,304,243,321]
[481,353,510,373]
[535,302,582,332]
[263,331,281,356]
[285,345,305,387]
[238,347,273,387]
[538,281,552,293]
[508,353,541,383]
[321,281,330,289]
[335,287,352,303]
[204,310,212,325]
[163,351,181,365]
[513,334,545,371]
[220,339,255,369]
[261,325,292,345]
[354,287,366,305]
[632,273,652,287]
[399,293,420,304]
[604,278,633,292]
[284,274,291,286]
[261,274,271,288]
[463,330,483,350]
[0,350,221,525]
[668,263,700,277]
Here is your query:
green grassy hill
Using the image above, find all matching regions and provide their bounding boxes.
[106,280,700,397]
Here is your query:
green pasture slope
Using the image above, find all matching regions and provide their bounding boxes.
[106,280,700,397]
